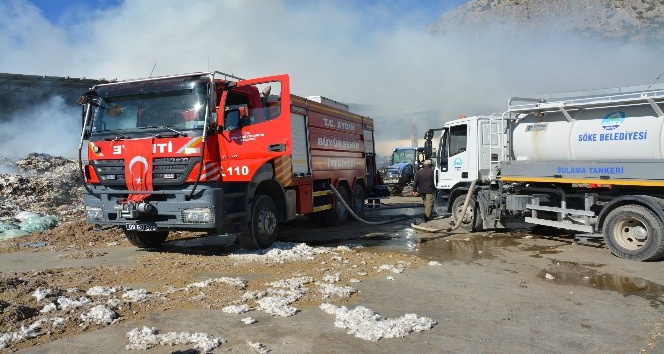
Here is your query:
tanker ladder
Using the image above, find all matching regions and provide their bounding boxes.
[487,111,509,182]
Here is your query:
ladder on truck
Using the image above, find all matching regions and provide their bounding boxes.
[508,88,664,120]
[487,112,509,182]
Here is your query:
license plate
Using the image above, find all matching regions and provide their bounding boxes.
[125,223,158,232]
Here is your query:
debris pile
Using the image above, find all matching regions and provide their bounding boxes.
[0,153,83,220]
[0,153,83,240]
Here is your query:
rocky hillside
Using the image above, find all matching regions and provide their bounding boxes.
[430,0,664,43]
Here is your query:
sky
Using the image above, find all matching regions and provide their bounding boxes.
[1,0,663,157]
[30,0,468,28]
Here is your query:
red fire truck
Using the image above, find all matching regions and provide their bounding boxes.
[77,72,385,249]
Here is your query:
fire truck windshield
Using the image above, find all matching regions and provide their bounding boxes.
[89,79,209,136]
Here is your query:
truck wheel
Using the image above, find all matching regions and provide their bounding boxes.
[238,195,278,249]
[322,186,349,226]
[308,212,325,226]
[124,230,168,248]
[350,185,366,220]
[603,205,664,261]
[451,194,482,232]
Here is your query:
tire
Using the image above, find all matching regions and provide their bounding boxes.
[350,185,366,220]
[124,230,168,248]
[451,193,482,232]
[322,186,349,226]
[307,212,325,226]
[238,195,278,249]
[602,205,664,261]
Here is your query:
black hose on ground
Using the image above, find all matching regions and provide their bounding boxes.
[329,185,413,226]
[363,204,424,211]
[410,179,479,233]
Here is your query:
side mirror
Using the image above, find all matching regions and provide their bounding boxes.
[424,140,432,159]
[78,91,99,106]
[261,86,271,98]
[77,96,89,105]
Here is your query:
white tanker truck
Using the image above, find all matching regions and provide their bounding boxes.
[424,86,664,261]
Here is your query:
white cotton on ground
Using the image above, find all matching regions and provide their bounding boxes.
[265,288,305,304]
[222,304,251,314]
[241,290,266,302]
[318,283,356,299]
[257,296,298,317]
[319,303,437,341]
[0,319,46,349]
[39,302,57,313]
[246,340,270,353]
[125,326,225,352]
[322,273,341,283]
[260,276,312,305]
[87,285,124,297]
[186,277,247,290]
[32,287,54,302]
[50,317,65,327]
[241,317,257,324]
[122,289,148,302]
[267,276,313,289]
[80,305,118,325]
[377,264,405,273]
[229,242,351,263]
[428,261,442,266]
[56,296,91,312]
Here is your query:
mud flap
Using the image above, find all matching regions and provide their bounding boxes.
[434,192,449,216]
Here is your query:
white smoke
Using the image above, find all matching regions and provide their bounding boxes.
[0,96,80,158]
[0,0,662,156]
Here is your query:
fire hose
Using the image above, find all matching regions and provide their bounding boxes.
[328,185,413,225]
[410,179,478,233]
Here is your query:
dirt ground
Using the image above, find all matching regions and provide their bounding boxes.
[2,196,664,353]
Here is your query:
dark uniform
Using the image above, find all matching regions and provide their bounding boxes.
[412,160,436,222]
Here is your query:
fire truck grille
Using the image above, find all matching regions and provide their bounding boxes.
[91,157,200,186]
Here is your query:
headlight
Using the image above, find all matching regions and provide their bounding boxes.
[85,206,103,220]
[183,208,211,223]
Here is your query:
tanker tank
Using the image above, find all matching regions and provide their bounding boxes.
[511,99,663,162]
[500,89,664,184]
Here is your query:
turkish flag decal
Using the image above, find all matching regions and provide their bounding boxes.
[123,138,154,202]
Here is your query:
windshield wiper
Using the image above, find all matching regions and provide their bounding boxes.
[141,125,188,137]
[101,130,131,140]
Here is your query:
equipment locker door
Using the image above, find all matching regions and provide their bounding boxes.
[291,113,311,177]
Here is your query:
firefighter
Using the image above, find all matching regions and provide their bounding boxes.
[412,159,435,222]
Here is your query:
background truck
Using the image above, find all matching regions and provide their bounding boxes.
[425,86,664,261]
[381,146,426,195]
[77,71,384,249]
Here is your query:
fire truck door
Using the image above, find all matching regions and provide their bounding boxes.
[219,75,292,182]
[436,123,470,189]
